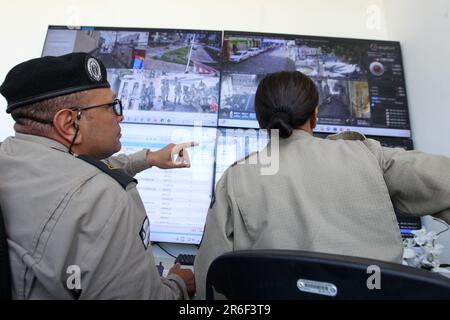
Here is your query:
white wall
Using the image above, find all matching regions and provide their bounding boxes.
[1,0,449,262]
[384,0,450,264]
[384,0,450,156]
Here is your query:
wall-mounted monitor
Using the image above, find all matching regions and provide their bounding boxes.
[43,26,222,127]
[218,31,411,138]
[119,123,217,244]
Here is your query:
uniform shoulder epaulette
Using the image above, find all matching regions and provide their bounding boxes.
[77,154,137,189]
[326,131,366,141]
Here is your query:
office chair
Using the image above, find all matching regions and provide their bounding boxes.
[0,204,12,300]
[206,250,450,300]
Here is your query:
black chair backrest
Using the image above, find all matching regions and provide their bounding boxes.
[206,250,450,300]
[0,204,12,300]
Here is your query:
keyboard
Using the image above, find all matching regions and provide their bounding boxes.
[175,254,196,266]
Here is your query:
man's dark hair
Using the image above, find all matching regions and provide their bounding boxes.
[255,71,318,138]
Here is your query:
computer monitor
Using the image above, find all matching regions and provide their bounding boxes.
[42,25,222,127]
[119,123,216,244]
[219,31,411,138]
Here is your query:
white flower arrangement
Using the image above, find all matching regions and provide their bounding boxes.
[402,220,450,278]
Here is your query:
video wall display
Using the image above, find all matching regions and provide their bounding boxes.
[43,26,222,127]
[219,31,411,138]
[41,25,417,244]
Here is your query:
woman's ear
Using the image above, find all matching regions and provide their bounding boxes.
[53,109,83,145]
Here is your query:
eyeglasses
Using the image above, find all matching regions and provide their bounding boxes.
[70,98,123,116]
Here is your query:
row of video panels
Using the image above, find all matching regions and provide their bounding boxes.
[42,26,412,138]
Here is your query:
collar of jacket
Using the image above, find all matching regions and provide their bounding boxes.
[14,132,69,153]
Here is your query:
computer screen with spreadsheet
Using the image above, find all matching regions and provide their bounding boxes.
[119,123,216,244]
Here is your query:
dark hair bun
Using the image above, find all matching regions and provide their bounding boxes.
[267,112,293,138]
[254,71,319,138]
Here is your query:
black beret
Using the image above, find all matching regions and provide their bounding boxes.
[0,52,110,113]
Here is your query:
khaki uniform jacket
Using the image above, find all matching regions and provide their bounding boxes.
[194,130,450,299]
[0,133,188,299]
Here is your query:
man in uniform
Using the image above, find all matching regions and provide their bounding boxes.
[0,52,196,299]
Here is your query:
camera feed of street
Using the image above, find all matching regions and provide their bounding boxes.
[219,73,264,124]
[219,32,371,128]
[294,38,370,125]
[82,29,222,126]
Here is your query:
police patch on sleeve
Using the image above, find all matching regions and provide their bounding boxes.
[139,216,150,250]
